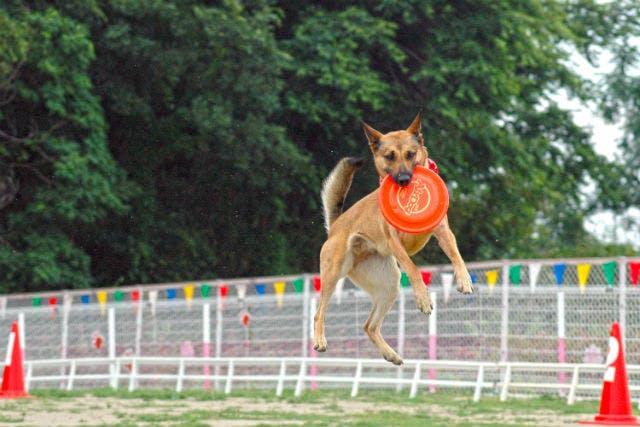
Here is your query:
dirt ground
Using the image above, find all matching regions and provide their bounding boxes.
[0,394,597,427]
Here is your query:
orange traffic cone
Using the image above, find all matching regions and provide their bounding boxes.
[581,322,640,425]
[0,322,29,398]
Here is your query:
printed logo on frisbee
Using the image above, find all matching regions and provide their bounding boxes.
[396,179,431,216]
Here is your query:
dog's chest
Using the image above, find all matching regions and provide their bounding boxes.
[400,232,433,256]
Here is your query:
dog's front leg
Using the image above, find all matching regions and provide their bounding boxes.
[434,216,473,294]
[387,229,432,315]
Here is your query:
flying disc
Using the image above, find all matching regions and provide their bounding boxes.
[378,165,449,234]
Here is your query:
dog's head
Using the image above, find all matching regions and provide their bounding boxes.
[362,112,428,187]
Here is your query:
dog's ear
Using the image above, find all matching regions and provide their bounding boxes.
[406,111,423,144]
[362,122,383,151]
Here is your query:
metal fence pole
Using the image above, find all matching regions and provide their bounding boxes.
[215,282,223,391]
[108,307,117,389]
[302,275,310,358]
[202,303,211,390]
[500,261,509,362]
[618,256,627,342]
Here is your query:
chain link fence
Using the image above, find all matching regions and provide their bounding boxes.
[0,257,638,393]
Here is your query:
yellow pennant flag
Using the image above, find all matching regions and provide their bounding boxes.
[274,281,286,308]
[486,270,499,294]
[97,291,108,316]
[184,284,194,310]
[577,264,592,294]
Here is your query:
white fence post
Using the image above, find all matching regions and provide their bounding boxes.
[18,312,25,360]
[557,291,566,395]
[618,257,627,341]
[215,282,223,391]
[428,291,437,392]
[202,302,211,390]
[396,288,406,392]
[302,275,310,358]
[500,261,509,362]
[134,287,143,357]
[108,307,117,389]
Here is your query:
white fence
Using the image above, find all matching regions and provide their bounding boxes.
[2,256,640,397]
[17,356,640,404]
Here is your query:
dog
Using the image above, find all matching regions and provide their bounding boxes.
[314,112,474,365]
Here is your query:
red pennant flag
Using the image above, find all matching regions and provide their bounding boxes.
[313,276,321,293]
[131,290,140,302]
[219,285,229,298]
[629,262,640,286]
[421,271,432,286]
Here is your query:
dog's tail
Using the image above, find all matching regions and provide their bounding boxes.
[321,157,365,232]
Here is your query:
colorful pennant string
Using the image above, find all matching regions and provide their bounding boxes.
[553,264,566,286]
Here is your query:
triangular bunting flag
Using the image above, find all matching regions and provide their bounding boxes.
[97,291,107,316]
[335,277,345,305]
[274,281,286,308]
[292,278,304,293]
[486,270,499,294]
[421,271,432,286]
[509,265,521,286]
[554,263,566,286]
[148,290,158,316]
[400,272,410,287]
[184,285,194,310]
[441,273,453,303]
[200,284,212,298]
[529,263,541,292]
[235,284,245,300]
[603,262,616,288]
[629,262,640,287]
[577,264,592,294]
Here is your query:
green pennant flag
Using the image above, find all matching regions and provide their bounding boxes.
[509,265,522,286]
[400,272,410,287]
[293,278,304,293]
[114,290,124,302]
[32,297,41,307]
[200,284,212,298]
[603,261,616,287]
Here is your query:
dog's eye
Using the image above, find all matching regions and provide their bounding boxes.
[406,152,416,160]
[385,152,396,161]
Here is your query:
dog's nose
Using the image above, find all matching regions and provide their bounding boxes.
[395,173,412,187]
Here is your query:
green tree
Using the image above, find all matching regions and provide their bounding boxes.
[0,7,129,292]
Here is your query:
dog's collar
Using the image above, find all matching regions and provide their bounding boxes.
[379,158,439,185]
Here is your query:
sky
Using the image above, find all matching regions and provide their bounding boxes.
[559,48,640,248]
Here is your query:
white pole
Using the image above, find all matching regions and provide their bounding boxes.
[302,275,310,358]
[108,307,116,389]
[618,257,627,342]
[500,262,509,362]
[134,288,143,357]
[396,288,406,392]
[202,303,211,390]
[18,312,25,360]
[428,291,437,392]
[214,287,223,391]
[557,291,566,395]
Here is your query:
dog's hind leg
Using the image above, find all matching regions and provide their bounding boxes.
[350,254,402,365]
[314,239,349,353]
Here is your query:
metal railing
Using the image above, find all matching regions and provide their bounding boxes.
[18,356,639,404]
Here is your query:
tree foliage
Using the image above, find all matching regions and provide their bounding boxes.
[1,0,638,292]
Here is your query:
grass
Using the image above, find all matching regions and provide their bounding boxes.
[1,387,604,427]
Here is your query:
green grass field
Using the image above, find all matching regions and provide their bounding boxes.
[0,388,607,427]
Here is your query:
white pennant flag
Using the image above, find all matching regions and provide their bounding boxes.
[441,273,454,303]
[236,284,247,300]
[148,290,158,316]
[335,278,345,305]
[529,263,542,292]
[63,293,73,313]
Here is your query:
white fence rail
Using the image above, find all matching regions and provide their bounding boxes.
[17,356,640,404]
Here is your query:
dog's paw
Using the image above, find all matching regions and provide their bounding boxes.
[313,337,327,353]
[456,273,474,294]
[383,351,403,366]
[415,293,433,315]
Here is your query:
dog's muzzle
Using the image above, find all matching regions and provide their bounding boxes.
[394,172,412,187]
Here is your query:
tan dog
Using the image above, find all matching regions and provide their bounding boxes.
[314,112,474,365]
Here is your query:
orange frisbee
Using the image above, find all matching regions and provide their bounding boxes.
[378,165,449,234]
